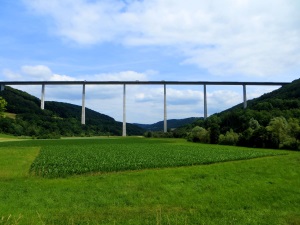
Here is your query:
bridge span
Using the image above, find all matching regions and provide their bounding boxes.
[0,81,289,136]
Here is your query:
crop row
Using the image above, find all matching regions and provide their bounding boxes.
[28,138,285,178]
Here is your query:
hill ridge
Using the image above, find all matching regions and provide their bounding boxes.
[134,117,200,131]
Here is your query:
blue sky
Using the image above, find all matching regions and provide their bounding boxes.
[1,0,299,123]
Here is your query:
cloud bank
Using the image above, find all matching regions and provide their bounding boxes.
[24,0,300,77]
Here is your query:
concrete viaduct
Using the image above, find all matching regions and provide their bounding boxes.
[0,81,289,136]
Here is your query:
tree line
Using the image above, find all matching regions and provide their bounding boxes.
[144,115,300,151]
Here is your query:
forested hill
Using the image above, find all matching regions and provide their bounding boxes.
[172,78,300,150]
[216,78,300,132]
[134,117,200,131]
[0,86,145,138]
[223,78,300,113]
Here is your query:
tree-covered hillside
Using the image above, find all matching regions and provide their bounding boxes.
[0,86,145,138]
[158,78,300,150]
[216,79,300,133]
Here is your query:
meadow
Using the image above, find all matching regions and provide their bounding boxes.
[0,137,299,224]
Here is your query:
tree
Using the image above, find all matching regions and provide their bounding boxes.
[249,118,260,130]
[0,97,7,118]
[144,131,153,138]
[288,118,300,140]
[250,126,273,148]
[204,115,221,144]
[187,126,209,143]
[209,123,220,144]
[266,117,289,147]
[281,118,300,150]
[219,129,239,145]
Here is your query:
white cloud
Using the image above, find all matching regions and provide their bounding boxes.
[21,65,52,79]
[50,74,77,81]
[24,0,300,78]
[2,69,22,80]
[168,89,202,105]
[90,71,148,81]
[24,0,125,44]
[2,66,73,82]
[208,90,242,112]
[134,87,201,105]
[17,64,152,83]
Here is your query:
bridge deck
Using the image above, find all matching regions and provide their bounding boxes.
[0,81,289,86]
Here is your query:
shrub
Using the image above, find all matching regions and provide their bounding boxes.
[187,126,209,143]
[219,129,239,146]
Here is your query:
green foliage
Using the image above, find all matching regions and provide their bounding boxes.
[144,131,153,138]
[26,138,284,178]
[249,117,260,130]
[144,131,174,138]
[0,87,41,114]
[187,126,209,143]
[266,117,289,143]
[265,116,300,149]
[288,118,300,140]
[208,123,220,144]
[0,97,7,118]
[219,129,239,145]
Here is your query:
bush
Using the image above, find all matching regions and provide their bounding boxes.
[219,129,239,146]
[144,131,153,138]
[187,126,209,143]
[37,132,61,139]
[281,138,299,150]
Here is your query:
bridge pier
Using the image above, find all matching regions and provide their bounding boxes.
[0,85,4,91]
[81,84,86,125]
[204,84,207,119]
[41,84,45,110]
[123,84,126,136]
[164,84,167,133]
[243,84,247,109]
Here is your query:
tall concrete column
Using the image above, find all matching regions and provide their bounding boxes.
[164,84,167,133]
[41,84,45,110]
[81,84,86,125]
[0,84,4,91]
[243,84,247,109]
[123,84,126,137]
[204,84,207,119]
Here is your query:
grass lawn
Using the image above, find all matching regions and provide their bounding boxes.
[0,138,299,224]
[0,133,16,142]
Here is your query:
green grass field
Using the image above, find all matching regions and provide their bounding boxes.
[0,133,16,142]
[0,137,299,224]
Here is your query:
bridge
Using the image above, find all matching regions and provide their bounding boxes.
[0,81,289,136]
